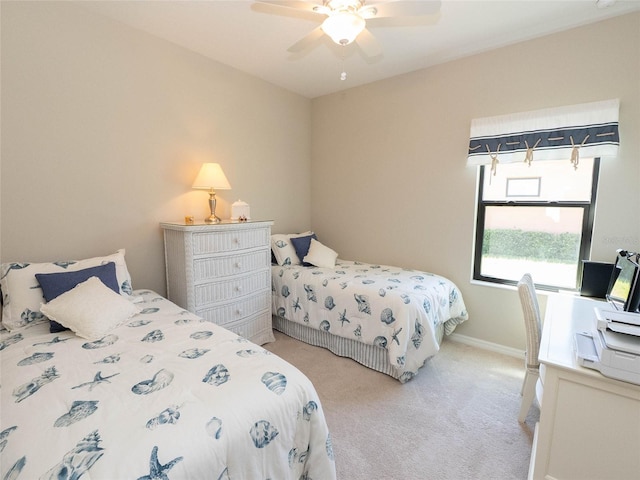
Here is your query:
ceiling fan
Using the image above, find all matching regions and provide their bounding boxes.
[253,0,442,58]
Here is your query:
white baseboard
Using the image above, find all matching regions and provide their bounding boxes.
[448,332,524,359]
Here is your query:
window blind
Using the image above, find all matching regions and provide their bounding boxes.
[467,99,619,172]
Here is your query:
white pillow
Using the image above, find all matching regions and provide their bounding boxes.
[0,249,133,331]
[303,239,338,268]
[270,231,313,266]
[40,276,138,341]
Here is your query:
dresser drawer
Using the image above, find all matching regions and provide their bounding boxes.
[196,291,270,325]
[194,269,270,306]
[192,227,269,255]
[213,310,274,345]
[194,250,270,280]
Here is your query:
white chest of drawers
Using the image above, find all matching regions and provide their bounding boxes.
[160,220,274,345]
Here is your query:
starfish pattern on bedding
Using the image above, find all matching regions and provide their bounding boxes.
[391,327,403,345]
[72,371,120,391]
[137,446,183,480]
[33,336,71,347]
[292,298,301,312]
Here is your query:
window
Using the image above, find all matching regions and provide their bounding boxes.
[473,158,599,291]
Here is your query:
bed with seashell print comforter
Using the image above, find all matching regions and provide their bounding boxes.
[0,290,336,480]
[271,260,469,383]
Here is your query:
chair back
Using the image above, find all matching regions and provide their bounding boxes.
[518,273,542,369]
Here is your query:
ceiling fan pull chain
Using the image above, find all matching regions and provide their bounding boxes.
[340,49,347,81]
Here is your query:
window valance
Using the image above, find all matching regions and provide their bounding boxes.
[467,99,619,172]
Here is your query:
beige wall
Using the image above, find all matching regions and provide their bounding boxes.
[2,3,639,351]
[311,13,640,349]
[0,2,312,295]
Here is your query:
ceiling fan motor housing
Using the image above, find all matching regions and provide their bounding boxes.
[325,0,364,13]
[322,12,366,45]
[319,0,374,45]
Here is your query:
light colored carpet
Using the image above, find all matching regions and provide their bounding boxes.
[265,331,539,480]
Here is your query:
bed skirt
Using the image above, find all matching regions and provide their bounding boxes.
[272,315,445,382]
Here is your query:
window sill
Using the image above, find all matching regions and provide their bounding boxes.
[469,278,578,297]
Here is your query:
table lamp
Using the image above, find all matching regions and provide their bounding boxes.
[192,163,231,223]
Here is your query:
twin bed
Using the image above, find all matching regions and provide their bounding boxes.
[270,232,469,383]
[0,250,335,479]
[1,237,468,478]
[271,260,468,383]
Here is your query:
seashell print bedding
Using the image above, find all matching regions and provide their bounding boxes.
[0,291,336,479]
[271,260,469,382]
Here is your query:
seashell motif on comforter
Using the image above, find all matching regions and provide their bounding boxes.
[0,333,24,351]
[141,329,164,343]
[17,352,54,366]
[131,369,174,395]
[249,420,279,448]
[54,401,99,427]
[82,335,118,349]
[203,364,230,386]
[42,430,104,480]
[178,348,210,359]
[13,366,60,403]
[261,371,287,395]
[190,330,213,340]
[146,405,181,430]
[206,416,223,439]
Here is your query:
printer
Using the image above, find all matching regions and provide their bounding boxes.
[574,249,640,385]
[575,308,640,385]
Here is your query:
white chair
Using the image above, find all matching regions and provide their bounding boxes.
[517,273,542,422]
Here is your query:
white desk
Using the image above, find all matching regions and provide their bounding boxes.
[528,294,640,480]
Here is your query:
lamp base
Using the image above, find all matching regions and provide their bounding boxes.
[205,191,221,224]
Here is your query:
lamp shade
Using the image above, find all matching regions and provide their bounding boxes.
[192,163,231,190]
[321,12,366,45]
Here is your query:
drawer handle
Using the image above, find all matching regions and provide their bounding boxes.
[236,308,243,316]
[235,262,242,269]
[233,237,240,245]
[235,286,243,293]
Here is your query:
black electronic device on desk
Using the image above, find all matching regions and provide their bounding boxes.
[580,260,614,298]
[606,249,640,313]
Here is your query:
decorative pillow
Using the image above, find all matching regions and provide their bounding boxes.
[303,239,338,268]
[290,234,318,267]
[39,276,138,341]
[0,249,133,331]
[270,231,313,266]
[36,262,120,333]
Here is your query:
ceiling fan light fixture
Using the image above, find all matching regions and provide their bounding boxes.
[321,12,366,45]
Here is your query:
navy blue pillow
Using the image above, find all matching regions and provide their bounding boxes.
[290,234,318,267]
[36,262,120,333]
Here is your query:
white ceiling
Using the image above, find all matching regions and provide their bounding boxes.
[79,0,640,98]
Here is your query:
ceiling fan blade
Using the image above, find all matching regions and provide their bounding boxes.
[287,26,326,53]
[366,0,441,19]
[252,1,326,21]
[355,28,382,58]
[366,12,440,28]
[255,1,321,13]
